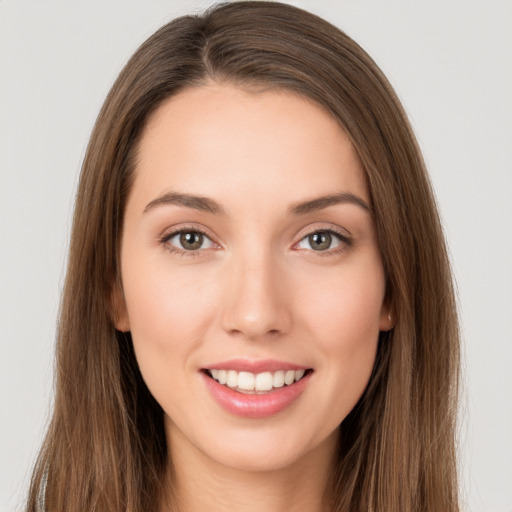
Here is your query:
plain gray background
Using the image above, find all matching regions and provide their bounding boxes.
[1,1,511,511]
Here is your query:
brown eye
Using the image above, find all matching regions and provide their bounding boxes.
[308,231,332,251]
[295,229,350,253]
[180,231,204,250]
[165,230,215,252]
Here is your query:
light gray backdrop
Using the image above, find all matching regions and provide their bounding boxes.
[1,1,511,511]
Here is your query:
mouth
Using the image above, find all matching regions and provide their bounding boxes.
[201,359,314,418]
[203,368,312,395]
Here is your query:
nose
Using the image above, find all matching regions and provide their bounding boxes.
[220,251,292,341]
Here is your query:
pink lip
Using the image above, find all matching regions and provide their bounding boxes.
[201,368,312,419]
[204,358,309,373]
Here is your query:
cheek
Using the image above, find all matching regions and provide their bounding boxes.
[123,251,216,326]
[121,258,224,423]
[297,257,384,409]
[314,290,381,380]
[302,258,385,346]
[121,256,221,367]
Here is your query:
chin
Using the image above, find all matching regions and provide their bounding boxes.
[171,417,339,475]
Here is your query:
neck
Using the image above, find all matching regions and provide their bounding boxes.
[160,425,337,512]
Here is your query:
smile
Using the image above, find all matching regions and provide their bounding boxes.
[207,368,307,394]
[201,362,313,418]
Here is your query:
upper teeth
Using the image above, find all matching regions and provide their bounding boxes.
[209,369,306,392]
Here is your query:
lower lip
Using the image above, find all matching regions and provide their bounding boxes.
[201,371,312,419]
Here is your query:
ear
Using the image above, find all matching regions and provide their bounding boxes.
[378,301,395,332]
[111,282,130,332]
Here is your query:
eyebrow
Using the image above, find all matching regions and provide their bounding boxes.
[143,191,371,216]
[289,192,372,215]
[144,192,225,215]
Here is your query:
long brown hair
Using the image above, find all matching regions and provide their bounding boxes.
[27,2,460,511]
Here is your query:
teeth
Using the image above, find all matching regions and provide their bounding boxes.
[208,368,308,392]
[255,372,273,391]
[273,370,285,388]
[217,370,227,385]
[227,370,238,388]
[284,370,295,385]
[238,371,255,390]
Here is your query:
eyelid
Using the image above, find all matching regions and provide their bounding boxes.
[159,223,219,243]
[293,223,352,243]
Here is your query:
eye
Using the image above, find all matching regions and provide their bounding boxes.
[295,230,349,252]
[165,230,215,251]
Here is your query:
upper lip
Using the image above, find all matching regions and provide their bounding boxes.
[203,359,311,373]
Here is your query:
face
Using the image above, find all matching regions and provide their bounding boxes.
[116,83,392,474]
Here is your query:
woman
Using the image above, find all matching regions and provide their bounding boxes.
[26,2,460,511]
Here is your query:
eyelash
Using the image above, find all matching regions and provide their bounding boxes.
[159,226,352,258]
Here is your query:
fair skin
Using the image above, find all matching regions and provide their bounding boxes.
[115,83,392,512]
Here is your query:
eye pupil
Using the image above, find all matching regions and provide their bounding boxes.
[180,231,203,250]
[309,231,332,251]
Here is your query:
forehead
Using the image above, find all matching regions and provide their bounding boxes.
[131,83,368,212]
